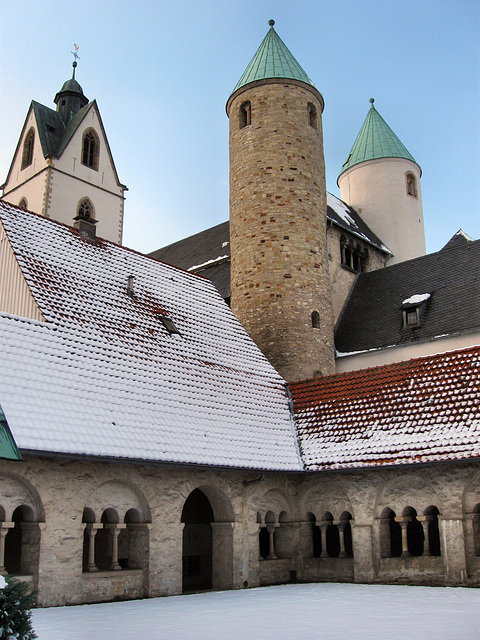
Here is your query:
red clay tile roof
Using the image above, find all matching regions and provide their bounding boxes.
[291,346,480,470]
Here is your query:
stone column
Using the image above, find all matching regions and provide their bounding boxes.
[84,523,102,572]
[106,523,126,571]
[319,522,329,557]
[395,516,411,557]
[0,522,14,574]
[418,515,432,556]
[266,524,279,560]
[336,521,347,558]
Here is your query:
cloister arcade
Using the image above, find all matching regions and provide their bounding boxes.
[0,463,479,606]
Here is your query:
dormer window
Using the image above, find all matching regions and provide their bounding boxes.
[239,101,251,129]
[82,129,99,170]
[159,316,180,335]
[308,102,317,129]
[406,172,417,198]
[21,128,35,170]
[401,293,430,329]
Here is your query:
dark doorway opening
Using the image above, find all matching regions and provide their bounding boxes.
[181,489,214,592]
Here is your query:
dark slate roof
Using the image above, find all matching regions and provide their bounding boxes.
[149,195,389,300]
[335,239,480,355]
[291,345,480,470]
[441,229,474,252]
[31,100,93,158]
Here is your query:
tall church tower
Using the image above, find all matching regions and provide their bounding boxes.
[227,21,335,382]
[1,62,126,244]
[338,99,425,264]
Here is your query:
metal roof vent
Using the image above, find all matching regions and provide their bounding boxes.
[127,275,135,298]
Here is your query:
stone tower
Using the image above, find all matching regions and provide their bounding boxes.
[338,99,425,265]
[226,21,335,382]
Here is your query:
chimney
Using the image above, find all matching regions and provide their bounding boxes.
[74,212,98,241]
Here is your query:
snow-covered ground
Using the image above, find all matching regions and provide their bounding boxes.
[32,583,480,640]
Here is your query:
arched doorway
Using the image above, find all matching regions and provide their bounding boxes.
[181,489,214,592]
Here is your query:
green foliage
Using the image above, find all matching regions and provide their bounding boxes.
[0,577,37,640]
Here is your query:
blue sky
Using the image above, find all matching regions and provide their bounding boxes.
[1,0,479,254]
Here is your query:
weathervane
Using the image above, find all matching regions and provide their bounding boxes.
[71,44,80,78]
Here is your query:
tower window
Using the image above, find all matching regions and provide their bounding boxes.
[311,310,320,328]
[77,197,95,219]
[18,198,28,211]
[21,128,35,170]
[340,236,368,272]
[308,103,317,129]
[82,129,99,170]
[239,101,251,129]
[406,172,417,198]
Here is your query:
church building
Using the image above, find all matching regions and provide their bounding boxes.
[0,22,479,607]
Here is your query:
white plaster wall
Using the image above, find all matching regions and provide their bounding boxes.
[336,332,480,373]
[339,158,425,265]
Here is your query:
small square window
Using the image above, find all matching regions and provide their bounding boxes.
[403,308,420,329]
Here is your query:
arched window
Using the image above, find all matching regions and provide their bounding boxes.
[4,505,38,576]
[82,129,99,170]
[473,504,480,557]
[339,512,353,557]
[424,506,441,556]
[21,129,35,170]
[239,101,251,129]
[311,310,320,328]
[406,172,417,198]
[308,102,317,129]
[404,506,423,557]
[379,508,402,557]
[18,198,28,211]
[308,513,321,557]
[77,197,95,220]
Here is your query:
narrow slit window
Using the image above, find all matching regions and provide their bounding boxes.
[239,101,251,129]
[82,129,100,170]
[308,102,317,129]
[21,128,35,170]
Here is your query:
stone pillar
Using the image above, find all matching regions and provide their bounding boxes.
[0,522,14,574]
[351,522,374,583]
[439,516,468,583]
[211,522,234,590]
[84,523,102,572]
[106,523,126,571]
[395,516,411,557]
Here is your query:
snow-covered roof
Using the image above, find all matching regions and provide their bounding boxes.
[0,203,302,471]
[291,346,480,471]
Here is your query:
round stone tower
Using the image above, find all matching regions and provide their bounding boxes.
[226,21,335,382]
[338,99,425,265]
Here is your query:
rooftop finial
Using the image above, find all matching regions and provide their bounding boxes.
[71,44,80,78]
[369,97,375,107]
[268,19,275,28]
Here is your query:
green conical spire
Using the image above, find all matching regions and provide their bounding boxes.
[339,99,419,177]
[231,20,314,95]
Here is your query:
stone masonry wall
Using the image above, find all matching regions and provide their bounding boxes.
[0,456,479,607]
[228,81,335,382]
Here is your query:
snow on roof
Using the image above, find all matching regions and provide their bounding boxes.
[402,293,431,306]
[0,203,302,471]
[291,346,480,471]
[326,193,391,253]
